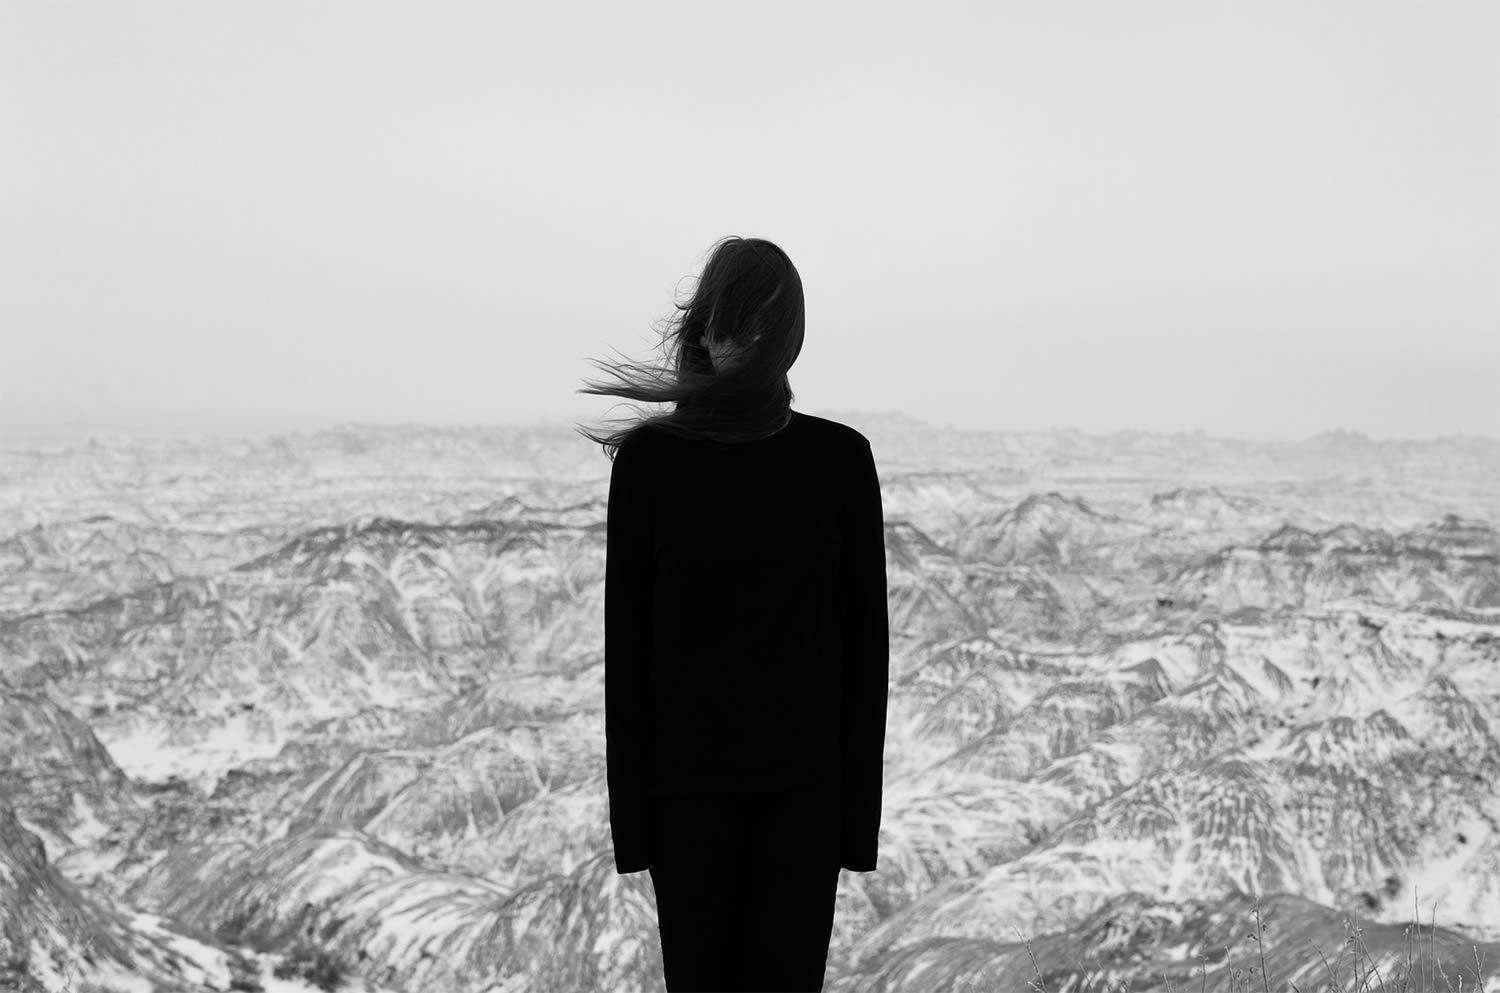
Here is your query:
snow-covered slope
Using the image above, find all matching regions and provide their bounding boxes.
[1,420,1498,992]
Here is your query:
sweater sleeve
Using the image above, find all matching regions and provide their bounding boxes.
[605,434,654,874]
[838,438,889,872]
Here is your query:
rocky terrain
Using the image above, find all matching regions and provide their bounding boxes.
[1,414,1497,991]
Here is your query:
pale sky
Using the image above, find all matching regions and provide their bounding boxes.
[2,0,1495,442]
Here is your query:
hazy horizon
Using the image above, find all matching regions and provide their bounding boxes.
[4,1,1496,443]
[0,404,1493,447]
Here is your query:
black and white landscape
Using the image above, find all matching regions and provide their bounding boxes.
[1,413,1497,992]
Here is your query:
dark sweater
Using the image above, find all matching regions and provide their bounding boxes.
[605,409,890,874]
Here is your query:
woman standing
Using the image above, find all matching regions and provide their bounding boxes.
[578,236,889,992]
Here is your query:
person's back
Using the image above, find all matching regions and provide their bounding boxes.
[580,235,890,992]
[629,411,884,802]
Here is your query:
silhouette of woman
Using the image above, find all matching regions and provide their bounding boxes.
[577,236,890,992]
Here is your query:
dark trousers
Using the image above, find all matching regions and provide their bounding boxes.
[647,781,842,992]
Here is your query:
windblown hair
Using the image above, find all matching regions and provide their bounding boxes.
[574,235,806,462]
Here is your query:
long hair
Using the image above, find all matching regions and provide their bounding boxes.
[574,235,806,462]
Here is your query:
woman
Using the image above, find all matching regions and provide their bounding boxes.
[577,236,890,992]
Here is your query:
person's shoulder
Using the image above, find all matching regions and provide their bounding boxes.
[615,424,660,466]
[795,412,871,452]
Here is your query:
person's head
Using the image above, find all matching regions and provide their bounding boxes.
[704,325,758,373]
[576,235,806,459]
